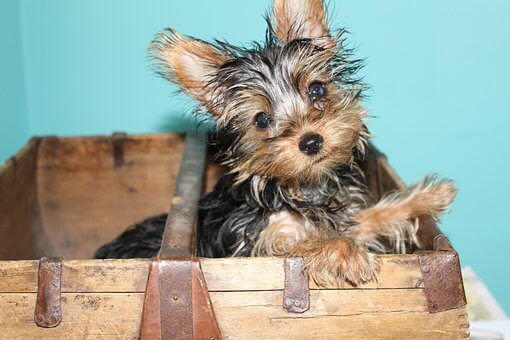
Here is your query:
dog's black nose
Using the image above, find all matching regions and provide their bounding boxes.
[299,133,323,155]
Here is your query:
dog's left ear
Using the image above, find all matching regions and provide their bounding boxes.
[272,0,333,48]
[150,29,229,116]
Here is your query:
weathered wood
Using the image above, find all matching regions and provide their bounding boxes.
[214,305,469,339]
[203,256,424,291]
[210,289,467,338]
[159,132,207,259]
[0,133,468,338]
[0,138,40,260]
[35,134,185,258]
[0,293,144,339]
[0,259,148,293]
[0,291,469,339]
[0,255,423,293]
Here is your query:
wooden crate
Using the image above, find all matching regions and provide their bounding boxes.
[0,132,469,339]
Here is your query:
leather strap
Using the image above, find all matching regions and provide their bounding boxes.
[283,257,310,313]
[34,257,63,328]
[139,260,162,339]
[159,259,193,339]
[139,259,221,340]
[112,132,127,168]
[140,133,220,338]
[192,260,221,340]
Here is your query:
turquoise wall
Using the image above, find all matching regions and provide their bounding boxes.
[0,0,29,162]
[1,0,509,312]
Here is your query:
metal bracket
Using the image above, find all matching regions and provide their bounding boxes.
[418,236,467,313]
[34,257,63,328]
[283,257,310,313]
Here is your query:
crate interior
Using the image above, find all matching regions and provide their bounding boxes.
[0,133,438,261]
[0,134,224,260]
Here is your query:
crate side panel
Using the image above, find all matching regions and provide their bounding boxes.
[201,255,424,291]
[0,259,151,293]
[0,139,39,260]
[35,134,184,258]
[0,291,468,339]
[212,290,469,339]
[0,293,143,339]
[0,256,422,293]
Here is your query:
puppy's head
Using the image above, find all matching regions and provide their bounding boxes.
[150,0,368,186]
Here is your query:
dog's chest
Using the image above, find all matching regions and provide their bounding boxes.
[276,183,368,232]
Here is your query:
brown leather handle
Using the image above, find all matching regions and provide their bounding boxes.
[140,132,222,339]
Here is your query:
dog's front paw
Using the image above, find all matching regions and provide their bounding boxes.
[292,236,381,287]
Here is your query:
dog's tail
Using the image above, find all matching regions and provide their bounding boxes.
[346,175,457,253]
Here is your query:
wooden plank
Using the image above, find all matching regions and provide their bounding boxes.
[0,293,144,339]
[159,132,207,258]
[0,290,468,339]
[35,133,185,258]
[0,259,148,293]
[215,308,469,339]
[202,255,424,291]
[210,289,430,316]
[0,138,40,260]
[0,255,423,293]
[211,290,469,339]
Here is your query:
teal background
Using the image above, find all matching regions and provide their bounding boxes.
[1,0,509,312]
[0,0,29,161]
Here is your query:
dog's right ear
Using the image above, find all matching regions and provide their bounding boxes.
[272,0,333,49]
[149,29,229,116]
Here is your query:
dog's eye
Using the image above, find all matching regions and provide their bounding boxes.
[255,112,271,129]
[308,82,326,101]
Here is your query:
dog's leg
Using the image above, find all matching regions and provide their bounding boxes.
[291,235,381,286]
[253,211,380,287]
[252,210,309,257]
[347,175,457,252]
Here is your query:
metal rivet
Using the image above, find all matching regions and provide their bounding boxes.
[284,298,293,308]
[422,265,430,273]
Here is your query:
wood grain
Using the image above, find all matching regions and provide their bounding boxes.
[0,255,423,293]
[0,290,469,339]
[35,134,185,258]
[0,134,467,338]
[0,138,40,260]
[211,290,469,339]
[202,255,424,291]
[0,293,143,339]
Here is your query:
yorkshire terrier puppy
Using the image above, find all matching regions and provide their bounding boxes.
[96,0,456,286]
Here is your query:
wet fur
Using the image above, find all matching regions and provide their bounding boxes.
[95,0,457,286]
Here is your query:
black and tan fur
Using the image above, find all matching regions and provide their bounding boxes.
[96,0,456,287]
